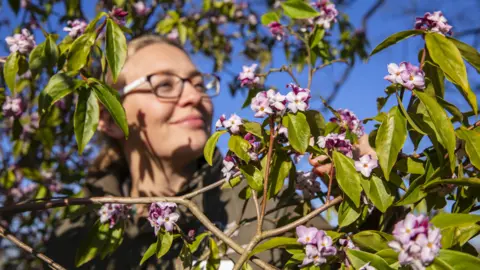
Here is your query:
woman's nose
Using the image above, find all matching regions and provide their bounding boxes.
[177,80,202,106]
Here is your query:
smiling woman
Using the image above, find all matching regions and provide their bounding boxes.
[43,35,330,269]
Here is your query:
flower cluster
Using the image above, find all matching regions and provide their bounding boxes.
[216,114,243,134]
[238,64,260,87]
[222,154,239,181]
[317,133,353,157]
[388,213,442,269]
[133,1,150,16]
[310,0,339,30]
[244,133,261,161]
[296,226,337,266]
[63,19,87,39]
[354,155,378,177]
[268,21,286,41]
[5,28,36,54]
[148,202,180,234]
[415,11,452,36]
[296,171,321,198]
[251,89,286,117]
[98,203,132,228]
[286,83,311,113]
[2,96,25,119]
[384,62,425,90]
[109,7,128,25]
[330,109,364,138]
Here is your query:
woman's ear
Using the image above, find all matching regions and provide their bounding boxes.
[98,108,125,140]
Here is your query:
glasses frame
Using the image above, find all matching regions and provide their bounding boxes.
[120,71,220,99]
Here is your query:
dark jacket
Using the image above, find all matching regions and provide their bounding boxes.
[45,150,331,269]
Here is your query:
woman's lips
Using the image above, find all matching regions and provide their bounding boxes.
[172,116,205,128]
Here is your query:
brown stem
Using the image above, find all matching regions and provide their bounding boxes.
[420,47,427,70]
[327,164,334,203]
[232,234,261,270]
[261,196,342,239]
[313,59,349,72]
[252,191,262,234]
[259,118,276,231]
[0,226,66,270]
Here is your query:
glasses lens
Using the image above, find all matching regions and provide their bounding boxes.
[150,74,182,98]
[200,74,220,97]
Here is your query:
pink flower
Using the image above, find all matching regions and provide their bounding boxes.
[98,203,132,228]
[330,109,364,138]
[167,29,179,40]
[221,154,238,181]
[223,114,243,134]
[63,19,87,39]
[238,64,260,87]
[317,133,353,158]
[5,28,36,54]
[133,1,150,16]
[296,225,319,245]
[268,21,286,41]
[415,11,452,36]
[310,0,339,30]
[415,227,441,265]
[384,62,407,84]
[215,114,226,130]
[384,62,425,90]
[148,202,179,234]
[251,92,273,118]
[354,155,378,177]
[109,7,128,25]
[2,96,25,119]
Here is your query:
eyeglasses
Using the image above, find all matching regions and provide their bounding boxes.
[121,71,220,99]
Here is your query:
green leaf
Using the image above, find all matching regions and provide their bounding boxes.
[85,12,108,33]
[425,33,477,114]
[375,106,407,180]
[448,37,480,73]
[375,249,399,265]
[281,0,320,19]
[74,87,99,154]
[45,35,59,70]
[346,249,393,270]
[305,110,325,140]
[100,222,124,259]
[261,11,280,25]
[89,78,129,138]
[188,232,210,253]
[362,175,394,213]
[423,178,480,189]
[338,198,361,227]
[370,30,423,57]
[396,157,425,175]
[75,221,110,267]
[228,135,251,163]
[221,176,242,189]
[431,213,480,228]
[39,73,79,114]
[396,174,427,206]
[284,112,311,154]
[140,242,157,265]
[251,237,300,257]
[436,96,463,123]
[267,152,292,198]
[204,130,227,166]
[427,257,454,270]
[434,249,480,269]
[67,32,96,71]
[414,90,456,172]
[106,18,127,83]
[309,26,325,49]
[243,121,263,139]
[430,213,480,248]
[178,23,187,45]
[456,127,480,170]
[156,231,173,259]
[239,164,263,192]
[4,52,19,93]
[396,93,426,135]
[352,231,394,253]
[207,238,220,269]
[29,42,46,75]
[333,151,362,207]
[423,59,445,98]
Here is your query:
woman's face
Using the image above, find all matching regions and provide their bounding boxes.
[118,43,213,163]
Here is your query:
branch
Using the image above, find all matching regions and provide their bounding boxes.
[261,196,342,239]
[0,225,66,270]
[232,235,261,270]
[252,191,262,234]
[259,118,276,231]
[313,59,349,72]
[258,65,300,85]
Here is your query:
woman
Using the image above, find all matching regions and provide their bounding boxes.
[45,34,335,269]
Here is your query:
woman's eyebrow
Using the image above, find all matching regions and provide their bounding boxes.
[187,70,202,78]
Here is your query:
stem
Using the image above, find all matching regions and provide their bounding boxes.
[313,59,349,72]
[232,235,261,270]
[420,47,427,70]
[0,226,66,270]
[326,163,334,203]
[252,191,262,234]
[259,117,276,231]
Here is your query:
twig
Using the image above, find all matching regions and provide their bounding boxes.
[259,118,276,231]
[0,226,66,270]
[258,65,300,85]
[252,191,262,234]
[261,196,342,239]
[313,59,349,72]
[232,235,261,270]
[182,173,240,199]
[420,47,427,70]
[327,164,334,203]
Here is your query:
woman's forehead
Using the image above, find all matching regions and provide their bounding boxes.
[123,43,196,80]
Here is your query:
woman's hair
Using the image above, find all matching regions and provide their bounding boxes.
[89,34,187,175]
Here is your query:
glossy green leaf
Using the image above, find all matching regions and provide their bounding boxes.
[221,176,242,189]
[305,110,325,140]
[85,12,107,33]
[74,87,99,154]
[414,90,456,172]
[261,11,280,25]
[434,249,480,269]
[284,112,311,154]
[456,127,480,170]
[39,73,79,114]
[75,221,110,267]
[251,237,300,257]
[449,37,480,73]
[239,164,263,192]
[178,23,187,45]
[204,130,227,166]
[396,157,425,175]
[281,0,320,19]
[333,151,362,207]
[338,198,361,227]
[425,33,477,113]
[156,231,173,259]
[106,18,127,83]
[362,175,394,213]
[423,178,480,190]
[89,78,129,138]
[188,232,210,253]
[397,93,426,135]
[243,121,263,139]
[4,52,19,93]
[436,96,463,123]
[309,26,325,49]
[29,42,47,75]
[375,106,407,180]
[45,35,59,70]
[207,238,220,270]
[267,152,291,198]
[140,242,157,265]
[370,30,423,56]
[375,249,398,265]
[423,60,445,98]
[67,32,96,71]
[228,135,251,163]
[346,249,393,270]
[396,174,427,206]
[352,231,393,253]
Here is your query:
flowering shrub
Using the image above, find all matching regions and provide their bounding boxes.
[0,1,479,270]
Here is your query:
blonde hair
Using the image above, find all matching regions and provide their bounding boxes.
[89,34,187,174]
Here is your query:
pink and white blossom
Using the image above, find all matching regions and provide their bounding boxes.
[2,96,25,119]
[222,114,243,134]
[384,62,407,84]
[296,226,337,267]
[310,0,339,30]
[63,19,87,39]
[330,109,364,138]
[268,21,286,41]
[98,203,132,228]
[5,28,36,54]
[317,133,353,158]
[148,202,179,234]
[238,64,260,87]
[296,225,319,245]
[384,62,425,90]
[415,11,452,36]
[133,1,150,16]
[354,155,378,177]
